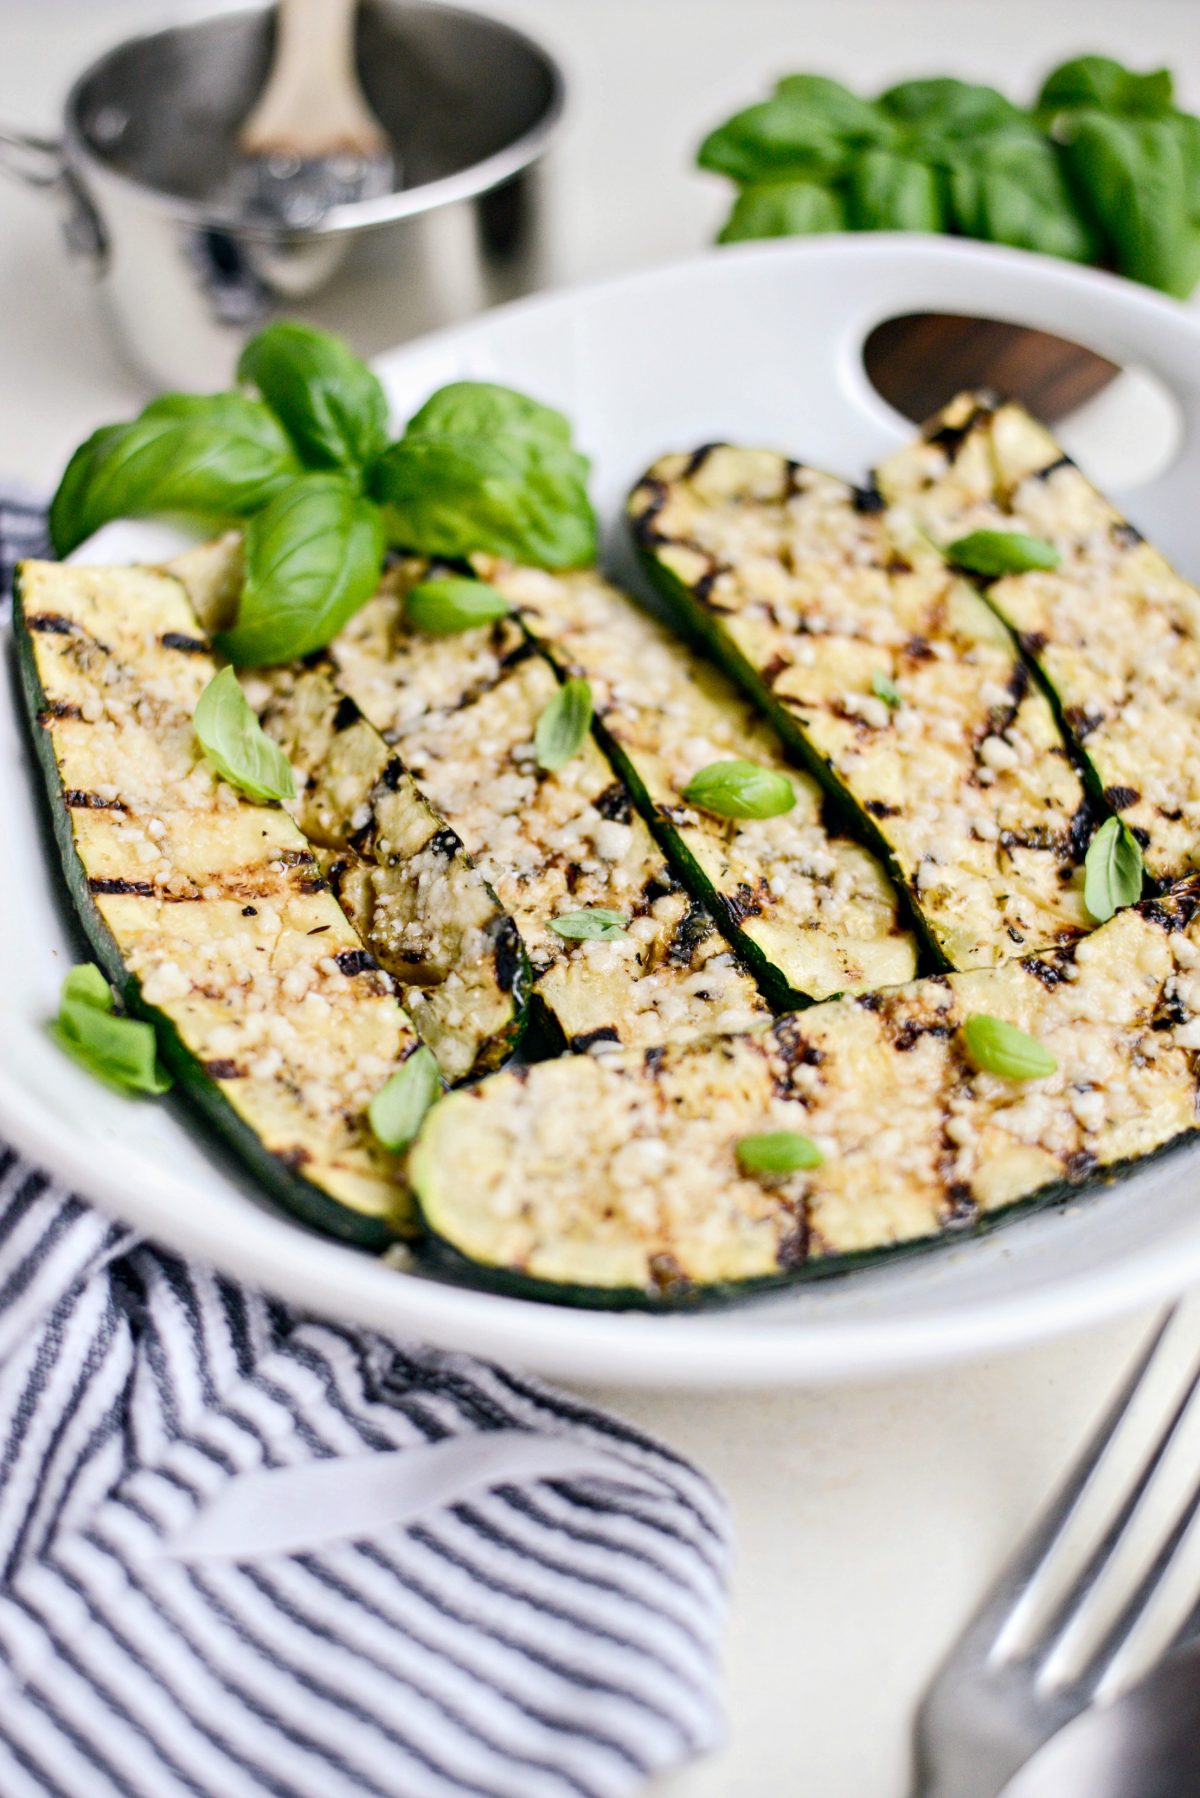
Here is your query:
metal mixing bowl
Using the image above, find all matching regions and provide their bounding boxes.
[0,1,565,389]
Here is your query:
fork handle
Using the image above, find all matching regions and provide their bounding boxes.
[238,0,387,158]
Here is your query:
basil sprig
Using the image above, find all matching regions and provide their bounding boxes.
[371,383,597,570]
[237,321,390,479]
[736,1131,825,1175]
[218,475,386,666]
[682,759,796,820]
[368,1046,441,1151]
[193,667,295,803]
[944,530,1061,576]
[49,322,598,666]
[962,1014,1057,1080]
[549,909,629,941]
[405,577,511,635]
[50,964,172,1095]
[535,678,594,771]
[700,55,1200,296]
[1083,815,1145,922]
[49,394,302,557]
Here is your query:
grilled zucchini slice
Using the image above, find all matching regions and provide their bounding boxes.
[253,663,529,1081]
[411,881,1200,1304]
[877,391,1200,881]
[629,444,1093,970]
[329,564,770,1051]
[476,559,916,1005]
[14,559,417,1245]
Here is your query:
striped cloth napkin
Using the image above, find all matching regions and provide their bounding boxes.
[0,494,729,1798]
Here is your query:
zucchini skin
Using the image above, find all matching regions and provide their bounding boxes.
[628,449,1093,973]
[14,563,412,1249]
[409,883,1200,1307]
[876,391,1200,883]
[476,559,917,1009]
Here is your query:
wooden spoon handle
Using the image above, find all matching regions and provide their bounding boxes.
[238,0,387,159]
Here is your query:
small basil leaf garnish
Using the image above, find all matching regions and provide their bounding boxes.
[962,1014,1057,1080]
[237,321,390,478]
[1083,815,1145,922]
[549,908,629,941]
[369,1046,442,1151]
[51,963,172,1095]
[736,1131,825,1175]
[871,670,902,708]
[535,678,594,771]
[49,394,301,557]
[682,759,796,820]
[193,667,295,803]
[217,473,386,666]
[944,530,1062,576]
[405,577,511,635]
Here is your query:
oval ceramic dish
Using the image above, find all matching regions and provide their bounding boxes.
[4,235,1200,1387]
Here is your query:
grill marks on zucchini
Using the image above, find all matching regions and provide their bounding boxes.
[327,565,769,1050]
[14,560,417,1244]
[255,664,529,1082]
[629,445,1092,970]
[476,560,917,1004]
[877,391,1200,882]
[411,883,1200,1303]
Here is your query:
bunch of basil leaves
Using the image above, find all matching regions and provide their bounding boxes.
[50,321,596,666]
[699,54,1200,298]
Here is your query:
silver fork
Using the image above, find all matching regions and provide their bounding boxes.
[912,1303,1200,1798]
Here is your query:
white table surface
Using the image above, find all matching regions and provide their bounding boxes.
[3,3,1199,1794]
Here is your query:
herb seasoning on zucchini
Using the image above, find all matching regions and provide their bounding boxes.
[877,389,1200,885]
[14,559,418,1244]
[411,882,1200,1305]
[629,441,1093,970]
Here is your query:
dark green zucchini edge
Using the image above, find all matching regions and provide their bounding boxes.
[414,1127,1199,1311]
[628,524,949,976]
[12,570,398,1251]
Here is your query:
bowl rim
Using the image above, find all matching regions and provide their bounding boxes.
[62,0,567,240]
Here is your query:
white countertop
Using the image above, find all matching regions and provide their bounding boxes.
[3,4,1199,1793]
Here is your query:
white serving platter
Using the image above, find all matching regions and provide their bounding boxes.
[4,234,1200,1388]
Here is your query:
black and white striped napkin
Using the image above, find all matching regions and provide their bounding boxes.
[0,497,730,1798]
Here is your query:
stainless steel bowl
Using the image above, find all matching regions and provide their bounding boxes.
[0,1,565,389]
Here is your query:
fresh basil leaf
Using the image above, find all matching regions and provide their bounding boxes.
[682,759,796,820]
[718,179,846,243]
[405,382,574,450]
[947,130,1101,263]
[217,473,385,665]
[237,321,390,477]
[52,964,172,1095]
[535,677,593,771]
[698,96,850,184]
[736,1131,825,1175]
[549,908,628,941]
[945,530,1061,575]
[1083,815,1145,922]
[879,78,1023,143]
[1037,56,1174,123]
[846,148,944,231]
[368,1046,441,1150]
[406,577,511,634]
[962,1015,1057,1080]
[871,670,902,708]
[1060,112,1200,296]
[193,666,295,802]
[773,75,895,145]
[49,394,301,557]
[372,433,597,569]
